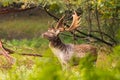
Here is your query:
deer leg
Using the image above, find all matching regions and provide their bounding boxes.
[61,61,71,71]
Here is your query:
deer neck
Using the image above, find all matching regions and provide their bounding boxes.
[49,37,66,51]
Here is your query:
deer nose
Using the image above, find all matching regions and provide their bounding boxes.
[41,33,48,38]
[41,33,45,38]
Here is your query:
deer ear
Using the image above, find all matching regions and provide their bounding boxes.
[55,30,60,36]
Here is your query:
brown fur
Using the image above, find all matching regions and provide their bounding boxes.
[42,30,97,67]
[74,44,97,57]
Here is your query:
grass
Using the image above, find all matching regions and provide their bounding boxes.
[0,16,52,39]
[0,16,120,80]
[0,41,120,80]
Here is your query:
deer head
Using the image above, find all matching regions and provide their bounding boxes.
[42,11,81,41]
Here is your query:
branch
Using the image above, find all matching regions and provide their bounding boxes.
[42,7,114,46]
[0,52,43,57]
[95,2,103,40]
[19,53,42,57]
[87,2,92,36]
[76,30,113,46]
[91,30,117,44]
[0,6,36,14]
[0,41,43,57]
[43,7,59,20]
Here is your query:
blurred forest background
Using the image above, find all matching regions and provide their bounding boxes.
[0,0,120,80]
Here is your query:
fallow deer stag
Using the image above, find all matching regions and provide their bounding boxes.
[42,11,97,68]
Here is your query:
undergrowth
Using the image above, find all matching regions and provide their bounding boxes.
[0,39,120,80]
[0,14,120,80]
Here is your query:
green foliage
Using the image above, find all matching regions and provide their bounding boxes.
[0,39,120,80]
[0,0,120,80]
[0,0,120,45]
[0,16,51,39]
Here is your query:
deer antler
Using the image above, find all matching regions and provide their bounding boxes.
[55,11,80,32]
[65,11,81,31]
[55,15,65,29]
